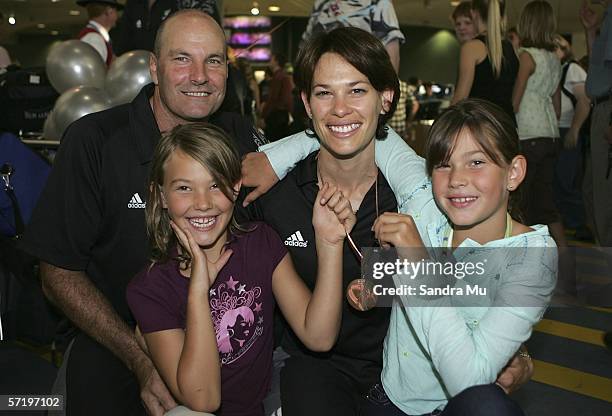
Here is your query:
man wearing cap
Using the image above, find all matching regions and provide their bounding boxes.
[77,0,123,67]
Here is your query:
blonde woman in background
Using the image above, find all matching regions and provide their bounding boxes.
[451,0,518,122]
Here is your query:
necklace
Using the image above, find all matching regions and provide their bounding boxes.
[317,159,379,311]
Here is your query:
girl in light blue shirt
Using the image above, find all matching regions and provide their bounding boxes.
[371,98,556,415]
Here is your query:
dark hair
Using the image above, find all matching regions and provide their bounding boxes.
[452,2,472,20]
[273,52,287,67]
[146,122,243,265]
[426,98,522,218]
[86,4,114,19]
[294,26,400,140]
[554,34,574,63]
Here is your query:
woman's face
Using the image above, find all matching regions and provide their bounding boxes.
[301,52,393,159]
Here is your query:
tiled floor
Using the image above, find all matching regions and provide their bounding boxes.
[514,236,612,415]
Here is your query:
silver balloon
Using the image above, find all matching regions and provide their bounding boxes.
[53,86,112,137]
[46,40,106,93]
[105,50,152,105]
[42,111,60,140]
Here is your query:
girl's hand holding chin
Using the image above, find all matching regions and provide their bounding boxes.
[313,182,357,247]
[170,220,233,291]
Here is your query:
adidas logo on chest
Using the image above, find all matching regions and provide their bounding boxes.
[285,231,308,248]
[127,193,146,209]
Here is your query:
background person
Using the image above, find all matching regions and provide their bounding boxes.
[452,0,519,123]
[301,0,405,73]
[512,1,565,249]
[111,0,177,55]
[580,0,612,248]
[77,0,123,67]
[553,34,592,243]
[452,1,477,44]
[260,53,294,141]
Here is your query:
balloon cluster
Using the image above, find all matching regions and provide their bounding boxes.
[43,41,152,140]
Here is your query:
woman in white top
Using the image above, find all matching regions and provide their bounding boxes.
[512,0,565,249]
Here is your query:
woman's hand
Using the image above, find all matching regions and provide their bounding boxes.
[170,221,233,291]
[313,182,357,246]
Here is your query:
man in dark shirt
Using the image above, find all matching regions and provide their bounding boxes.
[20,10,263,416]
[111,0,177,55]
[261,52,294,141]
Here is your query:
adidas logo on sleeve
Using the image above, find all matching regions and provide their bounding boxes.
[127,193,146,209]
[284,231,308,247]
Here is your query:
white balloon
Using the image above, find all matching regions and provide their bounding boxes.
[46,40,106,93]
[42,111,60,140]
[53,86,112,137]
[106,50,152,105]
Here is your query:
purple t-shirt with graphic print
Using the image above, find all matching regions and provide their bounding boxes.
[127,222,287,416]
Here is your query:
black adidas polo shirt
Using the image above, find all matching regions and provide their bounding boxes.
[21,83,264,323]
[244,152,397,391]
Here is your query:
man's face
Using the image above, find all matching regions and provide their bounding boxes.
[150,13,228,127]
[106,7,119,29]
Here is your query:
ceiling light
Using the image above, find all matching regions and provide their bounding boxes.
[69,10,80,16]
[51,0,60,3]
[8,16,16,25]
[268,5,280,12]
[51,30,59,35]
[251,2,260,15]
[450,1,461,6]
[37,23,46,29]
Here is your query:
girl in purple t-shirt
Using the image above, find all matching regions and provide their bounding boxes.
[127,123,355,415]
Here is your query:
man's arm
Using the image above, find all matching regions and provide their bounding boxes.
[385,39,400,74]
[40,263,177,416]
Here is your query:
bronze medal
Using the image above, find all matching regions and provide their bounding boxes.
[346,277,377,311]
